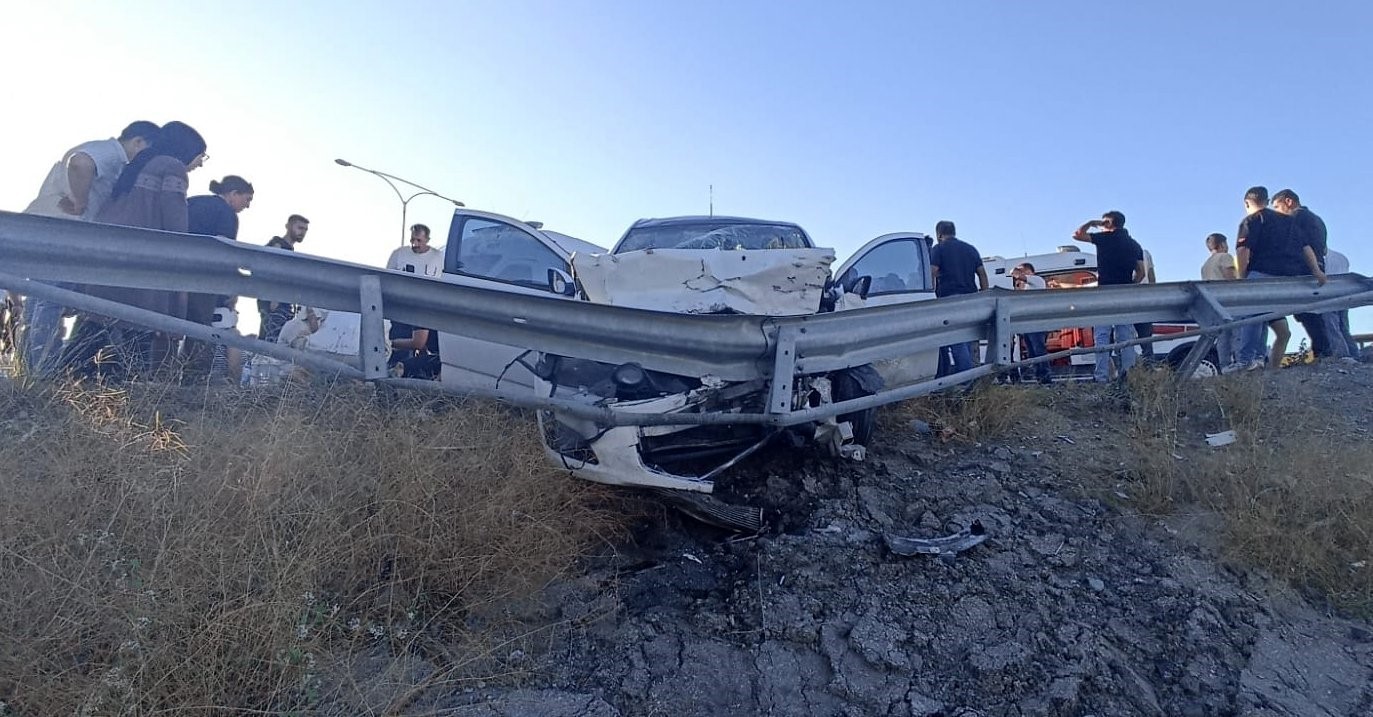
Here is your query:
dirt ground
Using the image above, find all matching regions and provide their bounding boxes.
[337,361,1373,717]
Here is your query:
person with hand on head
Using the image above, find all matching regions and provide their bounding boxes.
[1072,210,1146,382]
[17,121,161,376]
[58,121,208,381]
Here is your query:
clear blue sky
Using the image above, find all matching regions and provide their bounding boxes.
[4,0,1371,335]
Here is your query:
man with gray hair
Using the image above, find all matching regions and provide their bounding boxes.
[18,121,161,375]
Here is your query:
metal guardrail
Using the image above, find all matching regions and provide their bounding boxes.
[3,210,1371,427]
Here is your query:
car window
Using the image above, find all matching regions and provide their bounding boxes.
[839,239,931,294]
[451,217,567,290]
[1044,269,1098,288]
[616,222,811,252]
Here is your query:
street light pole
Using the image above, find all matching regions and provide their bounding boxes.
[334,159,465,245]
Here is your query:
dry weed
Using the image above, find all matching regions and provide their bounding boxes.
[881,382,1045,443]
[0,379,622,714]
[1117,368,1373,614]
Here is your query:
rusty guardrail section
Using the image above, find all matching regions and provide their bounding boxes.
[3,210,1371,427]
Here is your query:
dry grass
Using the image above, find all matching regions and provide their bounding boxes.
[881,382,1046,443]
[0,378,622,715]
[1119,367,1373,614]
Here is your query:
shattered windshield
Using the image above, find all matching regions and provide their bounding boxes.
[615,222,812,253]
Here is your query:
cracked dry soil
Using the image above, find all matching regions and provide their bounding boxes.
[387,365,1373,717]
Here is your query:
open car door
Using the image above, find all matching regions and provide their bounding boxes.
[437,209,597,391]
[831,232,940,386]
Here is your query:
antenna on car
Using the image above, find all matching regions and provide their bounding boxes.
[709,184,713,217]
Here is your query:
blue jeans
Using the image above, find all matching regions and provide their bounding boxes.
[1093,324,1137,382]
[1338,310,1359,356]
[1215,328,1238,369]
[1237,271,1276,364]
[19,284,72,376]
[947,342,974,374]
[1021,332,1053,382]
[1320,312,1351,358]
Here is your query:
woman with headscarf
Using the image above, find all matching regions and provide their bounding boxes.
[59,121,207,380]
[182,175,253,377]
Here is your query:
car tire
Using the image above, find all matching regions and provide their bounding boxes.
[1165,343,1220,379]
[832,368,878,445]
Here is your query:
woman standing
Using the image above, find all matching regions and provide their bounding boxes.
[183,175,253,378]
[59,121,207,381]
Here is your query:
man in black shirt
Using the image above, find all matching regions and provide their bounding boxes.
[1072,210,1146,382]
[929,220,988,375]
[257,214,311,341]
[1233,187,1326,370]
[1272,188,1347,360]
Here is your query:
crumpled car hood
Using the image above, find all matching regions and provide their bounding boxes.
[572,248,836,316]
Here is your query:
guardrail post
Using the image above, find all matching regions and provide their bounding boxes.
[1175,284,1232,380]
[766,324,799,414]
[358,275,387,380]
[991,297,1013,365]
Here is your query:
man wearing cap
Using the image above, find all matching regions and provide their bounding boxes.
[18,121,162,376]
[1271,189,1348,361]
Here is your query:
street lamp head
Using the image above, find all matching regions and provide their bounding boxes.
[334,158,352,167]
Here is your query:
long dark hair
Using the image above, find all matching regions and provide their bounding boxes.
[209,175,253,196]
[110,121,207,200]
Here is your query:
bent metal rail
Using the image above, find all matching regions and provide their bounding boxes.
[3,210,1371,427]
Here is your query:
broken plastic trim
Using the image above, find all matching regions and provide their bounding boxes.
[884,520,987,557]
[646,488,765,532]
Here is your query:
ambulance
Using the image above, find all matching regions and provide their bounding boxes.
[981,247,1218,379]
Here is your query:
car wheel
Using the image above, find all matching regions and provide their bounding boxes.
[1166,344,1219,379]
[832,368,878,445]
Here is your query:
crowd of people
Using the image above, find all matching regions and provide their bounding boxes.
[7,120,449,385]
[930,190,1359,383]
[4,121,1360,387]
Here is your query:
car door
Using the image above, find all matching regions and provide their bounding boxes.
[832,232,939,386]
[437,210,583,391]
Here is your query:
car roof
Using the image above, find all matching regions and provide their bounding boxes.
[627,215,805,230]
[542,230,606,256]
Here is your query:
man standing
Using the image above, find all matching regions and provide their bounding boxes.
[1201,233,1241,371]
[257,215,311,341]
[929,220,989,375]
[1324,248,1361,359]
[1072,210,1147,382]
[19,121,161,375]
[1135,248,1158,360]
[386,224,445,278]
[1012,262,1053,383]
[1271,189,1346,360]
[1234,186,1326,371]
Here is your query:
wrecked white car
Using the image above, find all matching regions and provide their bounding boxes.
[433,213,940,494]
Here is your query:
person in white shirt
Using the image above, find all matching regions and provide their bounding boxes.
[1201,233,1242,372]
[1135,248,1159,359]
[18,121,161,375]
[25,121,161,220]
[1012,263,1053,383]
[386,224,445,278]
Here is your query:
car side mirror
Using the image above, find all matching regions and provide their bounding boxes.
[850,275,873,300]
[548,268,576,296]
